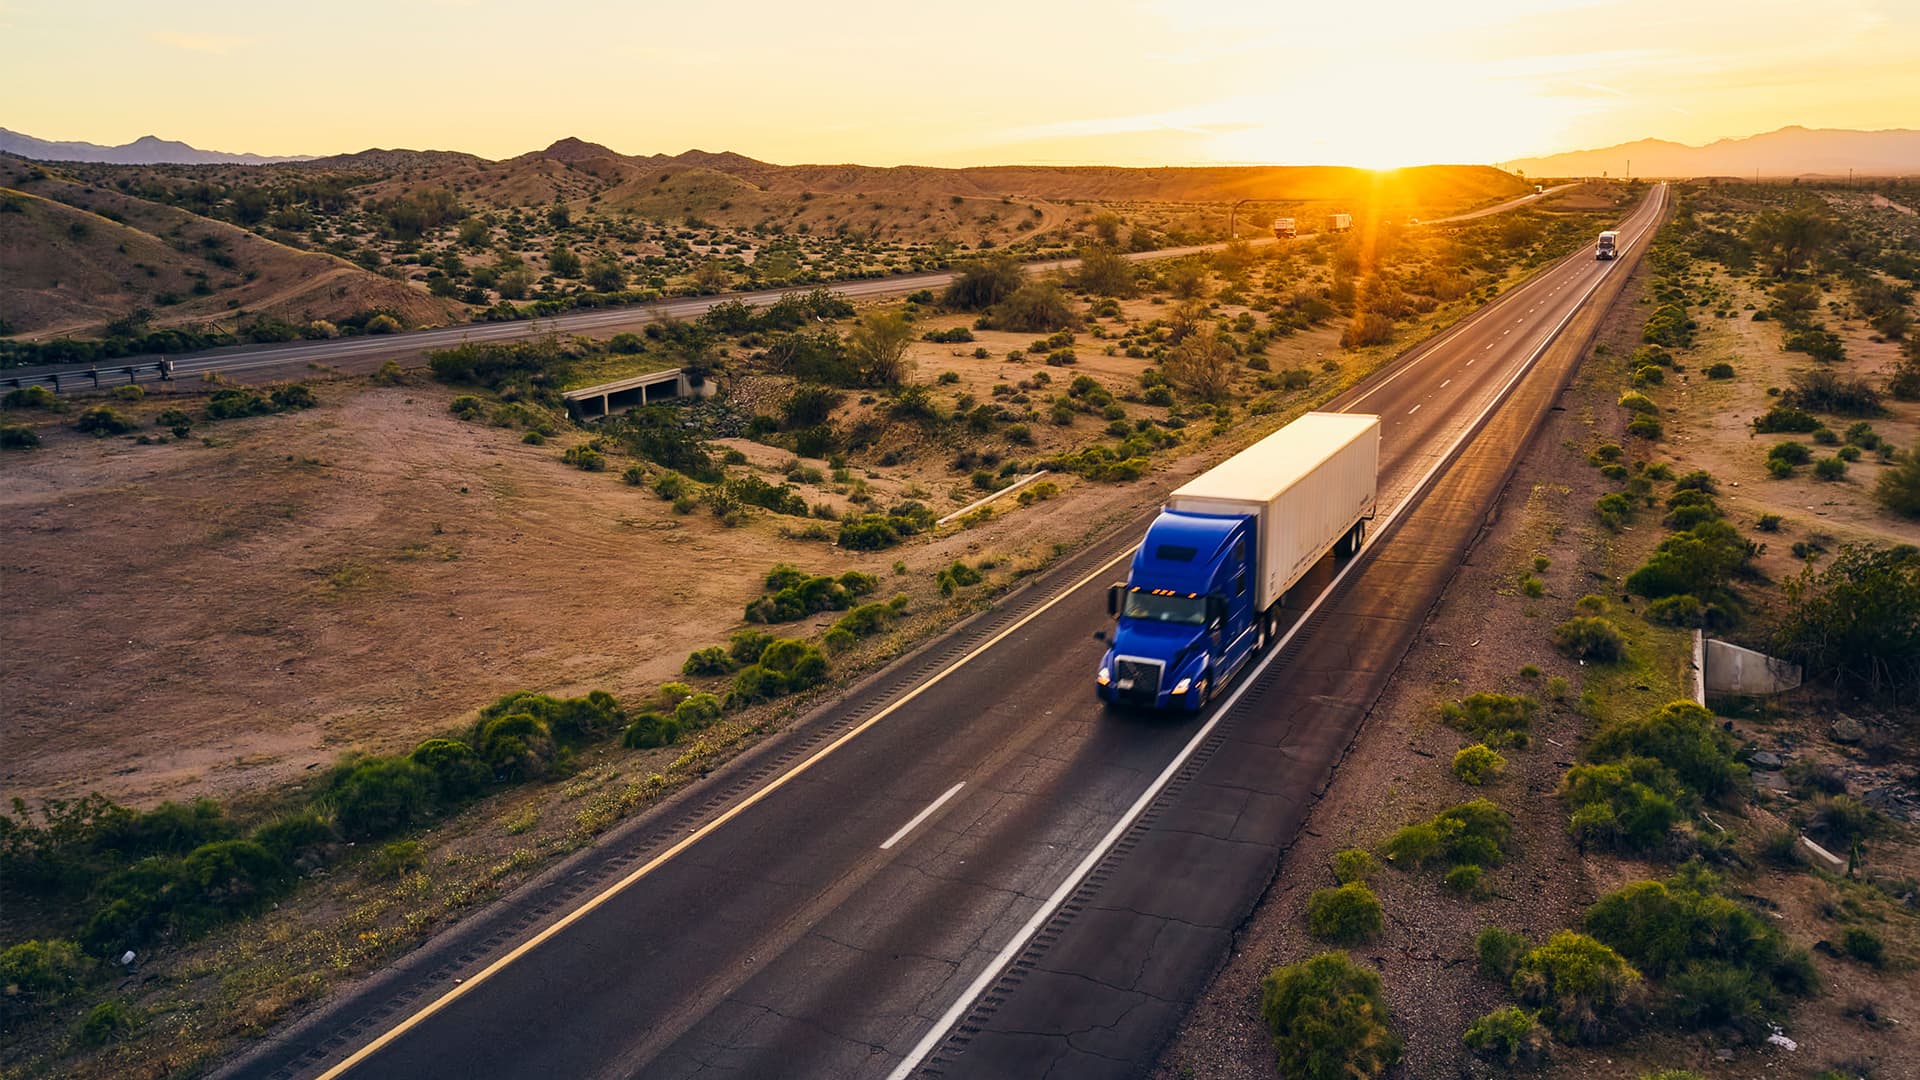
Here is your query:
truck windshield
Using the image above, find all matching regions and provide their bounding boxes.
[1121,591,1207,626]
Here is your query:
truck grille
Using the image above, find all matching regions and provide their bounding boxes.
[1114,658,1162,705]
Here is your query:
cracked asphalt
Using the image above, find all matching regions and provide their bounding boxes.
[216,189,1666,1080]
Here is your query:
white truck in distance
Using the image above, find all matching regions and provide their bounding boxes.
[1326,213,1353,233]
[1596,230,1619,260]
[1272,217,1298,239]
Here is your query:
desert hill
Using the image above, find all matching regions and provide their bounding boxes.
[0,127,310,166]
[1508,125,1920,179]
[0,158,465,338]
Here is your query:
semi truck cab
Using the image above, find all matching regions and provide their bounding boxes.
[1596,230,1619,260]
[1098,513,1261,710]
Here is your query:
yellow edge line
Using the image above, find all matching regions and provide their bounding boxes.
[314,544,1138,1078]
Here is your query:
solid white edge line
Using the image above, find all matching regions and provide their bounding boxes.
[880,783,967,851]
[884,183,1665,1080]
[312,543,1140,1079]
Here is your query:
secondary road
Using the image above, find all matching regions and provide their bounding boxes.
[1414,182,1578,225]
[219,186,1666,1080]
[2,241,1249,393]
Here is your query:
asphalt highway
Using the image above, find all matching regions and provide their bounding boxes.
[216,185,1666,1080]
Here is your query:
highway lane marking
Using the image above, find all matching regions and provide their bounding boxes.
[880,783,966,850]
[887,183,1667,1080]
[1408,404,1421,415]
[309,539,1141,1079]
[1440,379,1451,388]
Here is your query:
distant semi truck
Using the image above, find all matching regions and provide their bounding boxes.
[1096,412,1380,711]
[1272,217,1297,239]
[1596,230,1619,260]
[1326,213,1353,233]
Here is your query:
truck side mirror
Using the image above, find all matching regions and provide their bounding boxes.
[1107,584,1123,617]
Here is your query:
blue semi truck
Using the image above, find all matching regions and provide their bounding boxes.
[1096,412,1380,711]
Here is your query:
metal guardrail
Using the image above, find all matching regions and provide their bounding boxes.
[3,357,177,394]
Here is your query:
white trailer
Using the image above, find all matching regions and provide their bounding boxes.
[1165,412,1380,611]
[1272,217,1298,239]
[1326,213,1354,233]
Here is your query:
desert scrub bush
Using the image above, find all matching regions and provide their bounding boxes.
[1771,543,1920,697]
[834,596,909,639]
[1560,758,1682,853]
[1627,414,1663,439]
[1618,391,1657,414]
[1384,799,1513,869]
[1259,952,1402,1080]
[1585,868,1817,1029]
[74,406,135,436]
[0,938,89,1023]
[1813,456,1847,481]
[1445,863,1488,898]
[682,646,735,677]
[326,758,435,840]
[935,560,985,595]
[1305,882,1383,943]
[369,839,424,880]
[1511,930,1645,1044]
[1751,403,1820,433]
[1595,491,1636,529]
[1552,616,1627,662]
[730,639,829,703]
[1626,520,1752,602]
[1477,926,1529,981]
[1586,701,1743,800]
[473,712,559,781]
[1440,692,1535,748]
[1332,847,1378,884]
[1841,927,1885,967]
[0,424,40,450]
[562,443,607,471]
[2,384,60,410]
[621,711,680,749]
[744,565,872,623]
[1462,1005,1550,1068]
[1705,362,1735,379]
[1452,744,1507,786]
[674,692,723,729]
[407,738,491,802]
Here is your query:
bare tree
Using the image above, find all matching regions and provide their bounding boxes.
[1163,329,1236,402]
[848,310,914,386]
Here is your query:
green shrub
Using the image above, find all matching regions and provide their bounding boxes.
[1705,362,1735,379]
[1618,391,1657,414]
[1259,952,1402,1080]
[1625,521,1752,600]
[3,384,59,409]
[1841,927,1885,967]
[1462,1005,1549,1067]
[727,629,774,667]
[74,406,135,436]
[1767,440,1811,466]
[1440,693,1535,748]
[0,939,89,1021]
[477,690,622,746]
[1511,930,1644,1044]
[835,600,900,638]
[1560,759,1681,852]
[1445,863,1487,898]
[1384,799,1513,869]
[253,811,337,866]
[1585,869,1818,1027]
[1332,848,1378,885]
[174,839,290,917]
[682,646,735,676]
[0,424,40,450]
[935,560,984,595]
[1477,926,1529,981]
[1306,882,1383,943]
[1812,455,1847,480]
[407,738,491,801]
[473,712,558,780]
[1586,701,1743,800]
[1452,744,1507,785]
[74,997,140,1046]
[838,514,905,550]
[562,443,607,471]
[1627,414,1663,439]
[621,711,680,749]
[328,758,434,839]
[1751,404,1820,434]
[674,692,723,729]
[1553,616,1626,662]
[1645,595,1707,628]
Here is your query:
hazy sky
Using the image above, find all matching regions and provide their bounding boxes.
[7,0,1915,167]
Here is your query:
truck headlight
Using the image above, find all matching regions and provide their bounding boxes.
[1171,677,1192,696]
[1097,666,1111,686]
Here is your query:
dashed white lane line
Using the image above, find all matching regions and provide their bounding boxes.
[1440,379,1452,388]
[1408,403,1421,415]
[881,783,966,850]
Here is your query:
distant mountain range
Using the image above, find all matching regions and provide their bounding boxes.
[0,128,313,165]
[1506,126,1920,179]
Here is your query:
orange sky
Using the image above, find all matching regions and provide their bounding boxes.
[6,0,1916,166]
